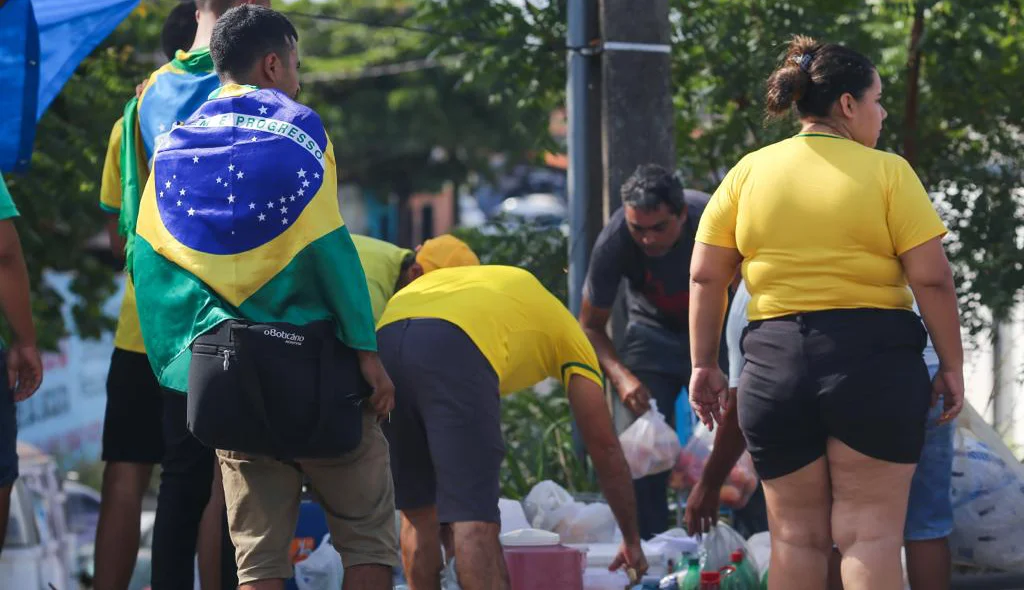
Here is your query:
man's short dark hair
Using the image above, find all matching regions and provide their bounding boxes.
[161,2,198,62]
[210,5,299,79]
[620,164,686,215]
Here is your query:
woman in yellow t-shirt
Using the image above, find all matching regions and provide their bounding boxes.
[688,36,964,590]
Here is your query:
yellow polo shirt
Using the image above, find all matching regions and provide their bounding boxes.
[697,133,947,321]
[350,234,413,322]
[99,120,147,354]
[378,265,603,395]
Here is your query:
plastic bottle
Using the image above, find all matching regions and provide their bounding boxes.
[699,571,722,589]
[677,557,701,590]
[729,550,758,588]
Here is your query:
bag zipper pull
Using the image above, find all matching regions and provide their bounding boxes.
[222,349,231,370]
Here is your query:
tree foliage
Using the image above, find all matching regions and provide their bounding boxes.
[284,0,538,201]
[420,0,1024,334]
[2,3,170,348]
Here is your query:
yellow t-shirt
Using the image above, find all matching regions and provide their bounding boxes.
[99,120,147,354]
[350,234,413,323]
[697,133,947,321]
[378,265,604,395]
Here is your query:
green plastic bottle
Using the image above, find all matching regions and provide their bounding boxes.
[728,550,758,589]
[678,557,702,590]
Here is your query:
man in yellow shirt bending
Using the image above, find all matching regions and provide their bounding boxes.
[377,265,648,590]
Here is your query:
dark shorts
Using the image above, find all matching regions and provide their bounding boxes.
[0,353,17,488]
[737,308,931,480]
[378,318,504,524]
[102,348,165,464]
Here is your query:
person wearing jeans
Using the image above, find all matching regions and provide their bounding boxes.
[903,303,955,590]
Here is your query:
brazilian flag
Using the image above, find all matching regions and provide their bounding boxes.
[131,84,377,394]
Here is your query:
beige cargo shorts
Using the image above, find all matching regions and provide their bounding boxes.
[217,410,399,584]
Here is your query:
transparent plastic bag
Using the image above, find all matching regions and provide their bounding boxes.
[619,401,682,479]
[672,422,760,510]
[699,522,753,572]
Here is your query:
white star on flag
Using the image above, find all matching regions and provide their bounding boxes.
[282,218,289,225]
[237,171,245,179]
[228,164,236,172]
[297,169,306,178]
[187,208,196,216]
[249,202,256,210]
[165,181,172,189]
[251,137,258,142]
[159,191,164,198]
[177,200,182,206]
[280,206,288,214]
[280,197,287,204]
[179,188,186,196]
[216,177,223,184]
[258,105,268,115]
[192,156,200,164]
[297,188,305,197]
[290,196,296,202]
[267,201,274,209]
[258,213,266,222]
[314,172,320,179]
[227,195,236,203]
[302,180,310,188]
[173,175,177,179]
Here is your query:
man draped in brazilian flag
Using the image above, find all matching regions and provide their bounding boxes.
[98,2,265,588]
[132,7,398,588]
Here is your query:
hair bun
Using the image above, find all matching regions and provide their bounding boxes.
[765,35,821,117]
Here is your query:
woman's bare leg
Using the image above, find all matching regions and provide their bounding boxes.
[762,457,832,590]
[829,438,916,590]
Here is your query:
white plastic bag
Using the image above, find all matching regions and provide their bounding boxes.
[561,502,618,543]
[619,401,682,479]
[523,480,575,528]
[699,522,753,572]
[498,498,530,534]
[441,554,463,590]
[293,534,343,590]
[949,426,1024,572]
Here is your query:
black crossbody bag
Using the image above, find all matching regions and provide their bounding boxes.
[186,319,371,459]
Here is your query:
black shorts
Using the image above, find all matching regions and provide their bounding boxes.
[737,308,932,480]
[377,318,504,525]
[102,348,165,464]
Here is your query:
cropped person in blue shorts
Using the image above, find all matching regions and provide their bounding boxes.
[903,301,954,590]
[692,284,954,589]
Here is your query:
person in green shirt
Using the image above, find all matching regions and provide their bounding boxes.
[351,234,481,322]
[0,176,43,559]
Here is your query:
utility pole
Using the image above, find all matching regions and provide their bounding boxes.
[600,0,676,214]
[566,0,602,317]
[599,0,675,349]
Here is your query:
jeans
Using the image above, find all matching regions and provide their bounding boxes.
[151,392,237,589]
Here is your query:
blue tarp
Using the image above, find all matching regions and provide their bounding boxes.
[0,0,138,172]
